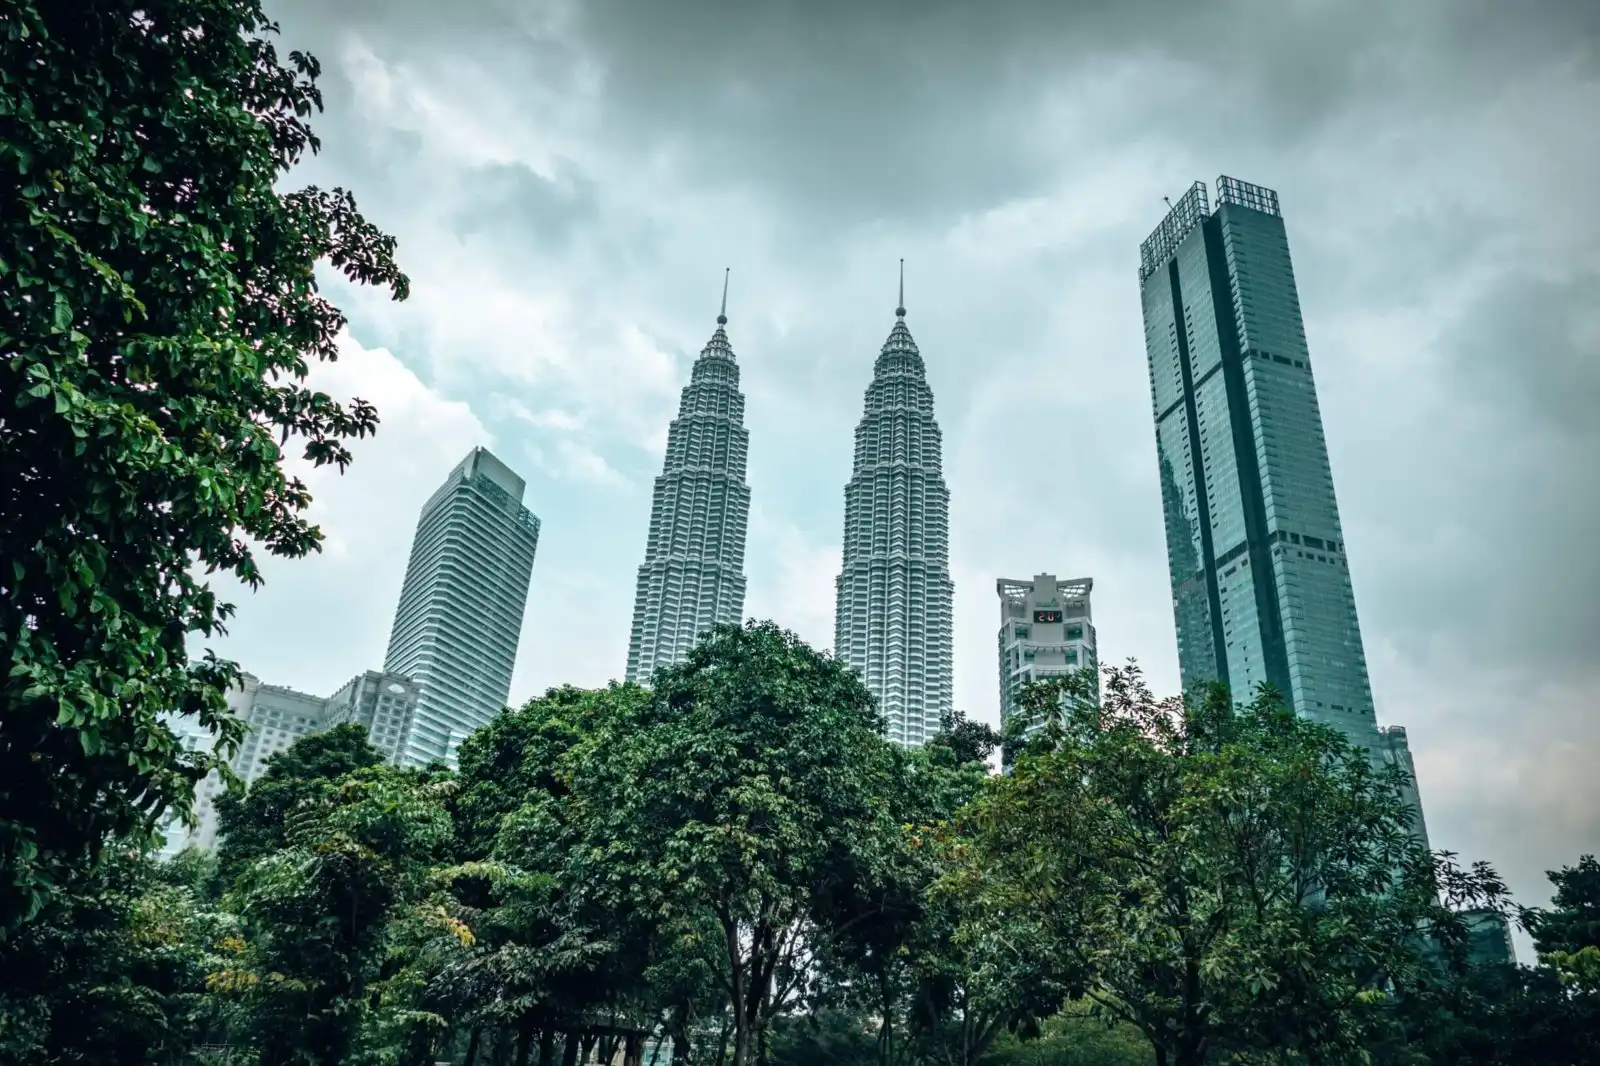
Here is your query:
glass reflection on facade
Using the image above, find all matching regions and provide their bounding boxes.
[1138,177,1391,757]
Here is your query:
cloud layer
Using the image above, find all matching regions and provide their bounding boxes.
[218,0,1600,931]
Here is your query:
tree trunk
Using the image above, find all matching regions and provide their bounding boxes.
[536,1028,557,1066]
[877,970,894,1066]
[463,1029,482,1066]
[581,1033,598,1065]
[515,1025,533,1066]
[667,1008,692,1066]
[624,1033,645,1066]
[711,1011,731,1066]
[560,1031,580,1066]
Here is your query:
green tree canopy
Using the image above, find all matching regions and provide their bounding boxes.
[951,665,1504,1066]
[561,621,903,1066]
[1524,854,1600,960]
[213,722,382,885]
[214,766,457,1066]
[0,0,406,931]
[0,846,233,1065]
[436,684,660,1062]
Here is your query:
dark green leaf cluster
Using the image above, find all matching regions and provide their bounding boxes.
[0,0,406,932]
[2,637,1597,1066]
[949,665,1517,1066]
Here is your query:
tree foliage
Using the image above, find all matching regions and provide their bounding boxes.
[0,0,407,931]
[213,767,457,1066]
[213,722,383,884]
[951,665,1507,1066]
[3,636,1595,1066]
[0,847,233,1065]
[561,622,903,1066]
[1524,854,1600,965]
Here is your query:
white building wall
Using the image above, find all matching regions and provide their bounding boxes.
[158,674,335,855]
[996,575,1098,744]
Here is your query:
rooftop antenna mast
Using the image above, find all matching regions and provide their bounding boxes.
[718,267,729,325]
[896,258,906,319]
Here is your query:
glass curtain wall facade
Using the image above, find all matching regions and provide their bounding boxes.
[385,447,539,766]
[834,302,955,748]
[1138,176,1383,749]
[625,306,751,683]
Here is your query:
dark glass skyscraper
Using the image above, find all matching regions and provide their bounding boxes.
[1138,176,1386,751]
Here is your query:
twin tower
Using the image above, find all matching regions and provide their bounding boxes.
[623,268,955,747]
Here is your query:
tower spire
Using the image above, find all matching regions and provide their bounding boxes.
[896,259,906,319]
[718,268,730,326]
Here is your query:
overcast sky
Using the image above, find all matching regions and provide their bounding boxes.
[216,0,1598,925]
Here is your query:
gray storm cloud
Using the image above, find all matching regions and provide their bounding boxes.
[251,0,1597,937]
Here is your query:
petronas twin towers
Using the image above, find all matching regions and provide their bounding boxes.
[624,277,751,683]
[625,269,955,747]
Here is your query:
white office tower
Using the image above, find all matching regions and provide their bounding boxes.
[996,575,1098,747]
[385,448,540,766]
[834,273,955,747]
[626,276,752,683]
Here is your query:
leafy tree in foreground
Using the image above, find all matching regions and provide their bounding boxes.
[980,1001,1154,1066]
[819,726,1051,1066]
[440,684,661,1066]
[563,622,902,1066]
[1390,855,1600,1065]
[1524,853,1600,981]
[213,722,383,886]
[451,684,623,863]
[0,0,407,930]
[213,766,456,1066]
[930,710,1003,769]
[951,665,1504,1066]
[0,847,233,1065]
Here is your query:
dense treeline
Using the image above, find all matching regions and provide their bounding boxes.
[3,2,1599,1064]
[3,622,1598,1064]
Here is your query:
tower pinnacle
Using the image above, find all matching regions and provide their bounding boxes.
[895,258,906,319]
[718,267,730,326]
